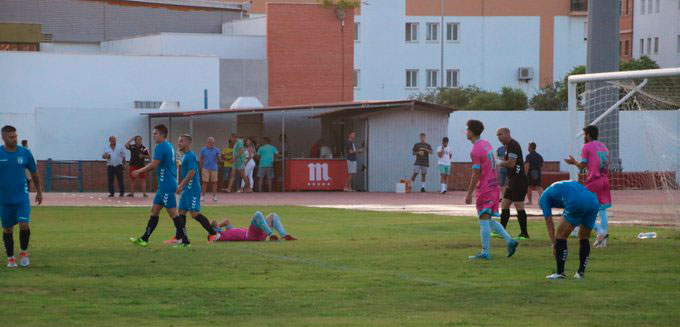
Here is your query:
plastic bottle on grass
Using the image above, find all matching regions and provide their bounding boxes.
[637,232,657,239]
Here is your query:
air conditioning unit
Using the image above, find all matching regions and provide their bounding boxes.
[518,67,534,81]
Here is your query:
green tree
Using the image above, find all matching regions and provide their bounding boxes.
[530,56,660,110]
[499,87,528,110]
[529,82,566,111]
[411,85,528,110]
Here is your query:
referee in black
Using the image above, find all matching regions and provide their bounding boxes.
[495,128,529,239]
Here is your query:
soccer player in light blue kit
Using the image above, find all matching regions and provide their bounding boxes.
[164,134,220,244]
[540,180,599,279]
[130,125,190,248]
[1,125,43,268]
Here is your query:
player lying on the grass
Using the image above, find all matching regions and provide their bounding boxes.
[211,211,297,242]
[464,119,519,260]
[539,180,599,279]
[1,125,43,268]
[129,124,190,248]
[164,134,220,244]
[564,125,611,248]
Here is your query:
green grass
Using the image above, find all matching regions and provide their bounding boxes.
[1,206,679,326]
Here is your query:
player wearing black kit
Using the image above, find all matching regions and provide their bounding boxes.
[496,128,529,239]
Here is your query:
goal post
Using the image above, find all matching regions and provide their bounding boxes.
[567,67,680,181]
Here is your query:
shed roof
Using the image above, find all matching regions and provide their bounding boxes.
[142,100,455,119]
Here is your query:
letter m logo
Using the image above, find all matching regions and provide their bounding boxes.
[307,163,330,182]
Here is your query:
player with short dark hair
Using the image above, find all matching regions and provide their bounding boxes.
[496,127,530,240]
[1,125,43,268]
[130,124,190,248]
[540,180,599,279]
[565,125,612,248]
[464,120,518,260]
[164,134,220,244]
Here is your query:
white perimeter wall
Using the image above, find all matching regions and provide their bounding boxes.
[448,110,680,175]
[0,51,220,159]
[353,1,587,101]
[101,33,266,60]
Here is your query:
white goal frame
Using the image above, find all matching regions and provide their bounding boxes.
[567,67,680,180]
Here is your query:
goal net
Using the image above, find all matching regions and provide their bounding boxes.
[568,68,680,227]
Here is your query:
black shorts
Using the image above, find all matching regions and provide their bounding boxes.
[503,177,528,202]
[528,170,542,187]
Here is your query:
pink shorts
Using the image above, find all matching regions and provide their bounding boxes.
[476,191,500,218]
[585,177,612,208]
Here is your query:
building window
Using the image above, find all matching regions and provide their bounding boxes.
[618,0,622,16]
[640,38,644,55]
[134,101,163,109]
[354,22,360,42]
[625,0,629,15]
[405,23,418,42]
[446,23,459,41]
[426,69,439,88]
[654,37,659,54]
[648,0,653,13]
[655,0,660,13]
[677,35,680,53]
[406,69,419,88]
[641,0,645,14]
[354,69,360,89]
[624,40,629,55]
[446,69,459,88]
[647,38,651,55]
[619,41,622,56]
[426,23,439,41]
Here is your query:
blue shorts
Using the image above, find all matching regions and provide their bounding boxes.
[563,204,599,230]
[178,191,201,212]
[1,201,31,228]
[153,188,177,209]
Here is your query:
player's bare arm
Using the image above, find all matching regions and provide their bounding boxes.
[176,169,195,195]
[31,171,43,205]
[132,159,160,177]
[465,169,480,204]
[564,155,587,169]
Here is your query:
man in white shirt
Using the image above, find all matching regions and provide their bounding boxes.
[437,137,453,194]
[103,136,126,197]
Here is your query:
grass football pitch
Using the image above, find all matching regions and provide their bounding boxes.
[1,206,679,326]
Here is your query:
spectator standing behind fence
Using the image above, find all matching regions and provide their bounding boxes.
[411,133,433,193]
[200,137,221,202]
[437,137,453,194]
[256,137,279,192]
[125,136,149,198]
[103,136,126,197]
[240,137,256,193]
[228,135,251,193]
[344,131,364,192]
[525,142,544,205]
[221,137,234,192]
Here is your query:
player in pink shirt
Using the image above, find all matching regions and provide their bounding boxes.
[211,211,297,242]
[464,120,519,260]
[565,125,612,248]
